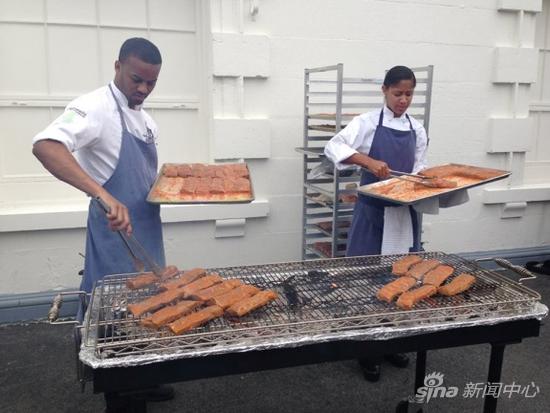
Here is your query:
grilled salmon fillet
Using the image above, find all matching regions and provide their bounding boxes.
[405,259,441,280]
[168,305,224,335]
[159,268,206,291]
[377,277,417,303]
[189,279,243,301]
[181,274,223,298]
[396,285,437,310]
[126,265,180,290]
[126,272,158,290]
[141,300,201,329]
[128,288,187,317]
[423,265,454,287]
[207,284,261,309]
[226,290,278,317]
[438,273,476,296]
[392,255,423,276]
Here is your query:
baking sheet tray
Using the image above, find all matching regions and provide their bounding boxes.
[357,163,510,206]
[147,163,254,204]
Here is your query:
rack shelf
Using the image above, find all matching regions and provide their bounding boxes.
[298,64,434,259]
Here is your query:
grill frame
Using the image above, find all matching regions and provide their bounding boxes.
[82,252,541,362]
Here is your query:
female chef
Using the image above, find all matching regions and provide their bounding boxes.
[324,65,428,381]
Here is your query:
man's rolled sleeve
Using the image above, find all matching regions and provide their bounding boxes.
[32,103,100,152]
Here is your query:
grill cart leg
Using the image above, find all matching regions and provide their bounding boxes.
[414,350,427,393]
[482,343,506,413]
[396,351,426,413]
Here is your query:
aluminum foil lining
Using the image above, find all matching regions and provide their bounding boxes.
[79,302,547,369]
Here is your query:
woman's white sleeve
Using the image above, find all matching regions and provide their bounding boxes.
[324,116,367,170]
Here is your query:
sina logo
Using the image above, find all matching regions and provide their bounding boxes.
[409,372,459,403]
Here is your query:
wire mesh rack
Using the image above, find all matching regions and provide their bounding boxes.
[83,252,540,359]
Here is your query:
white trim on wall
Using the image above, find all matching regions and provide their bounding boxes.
[0,200,270,232]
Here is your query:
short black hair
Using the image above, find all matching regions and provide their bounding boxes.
[118,37,162,65]
[383,66,416,88]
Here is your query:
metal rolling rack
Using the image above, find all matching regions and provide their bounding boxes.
[296,64,434,260]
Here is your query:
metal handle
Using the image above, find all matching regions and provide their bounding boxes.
[48,291,89,324]
[94,196,162,276]
[476,257,537,284]
[94,197,145,273]
[48,293,63,322]
[390,169,433,179]
[493,258,537,283]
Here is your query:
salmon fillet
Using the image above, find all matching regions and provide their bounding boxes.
[392,255,423,276]
[438,273,476,296]
[181,274,223,297]
[405,259,441,280]
[163,165,178,177]
[191,163,208,178]
[189,279,243,301]
[180,177,198,195]
[423,265,454,287]
[225,290,278,317]
[223,179,236,192]
[233,177,251,192]
[159,268,206,291]
[377,277,417,303]
[232,163,250,178]
[126,272,158,290]
[204,166,217,178]
[160,265,180,279]
[168,305,224,334]
[396,285,437,310]
[207,284,261,309]
[141,300,201,329]
[160,177,184,194]
[210,178,225,194]
[177,164,193,177]
[127,288,187,317]
[125,265,179,290]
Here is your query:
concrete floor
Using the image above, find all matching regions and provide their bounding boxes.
[1,269,548,413]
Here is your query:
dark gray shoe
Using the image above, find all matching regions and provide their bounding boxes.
[358,358,381,382]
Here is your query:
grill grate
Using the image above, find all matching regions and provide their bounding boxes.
[84,252,540,359]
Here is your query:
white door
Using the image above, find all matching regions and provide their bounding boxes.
[528,0,550,183]
[0,0,206,208]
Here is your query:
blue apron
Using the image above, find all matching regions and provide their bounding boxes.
[346,109,421,256]
[81,85,165,294]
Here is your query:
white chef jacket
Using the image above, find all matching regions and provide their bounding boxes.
[33,81,159,185]
[324,105,428,173]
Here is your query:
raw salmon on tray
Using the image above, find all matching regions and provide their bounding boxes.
[147,163,254,204]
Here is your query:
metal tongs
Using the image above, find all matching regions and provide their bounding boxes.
[362,168,437,188]
[388,169,443,188]
[94,196,163,276]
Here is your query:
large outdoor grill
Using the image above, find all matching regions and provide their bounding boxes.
[78,252,546,412]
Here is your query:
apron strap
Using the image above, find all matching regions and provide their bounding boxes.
[108,84,129,133]
[405,114,413,131]
[380,108,414,131]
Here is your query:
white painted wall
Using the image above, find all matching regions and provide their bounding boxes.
[1,0,549,295]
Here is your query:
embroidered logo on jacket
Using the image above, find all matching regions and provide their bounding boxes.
[143,126,155,144]
[68,107,87,118]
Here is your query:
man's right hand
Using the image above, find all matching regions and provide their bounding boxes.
[98,191,133,234]
[365,158,390,179]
